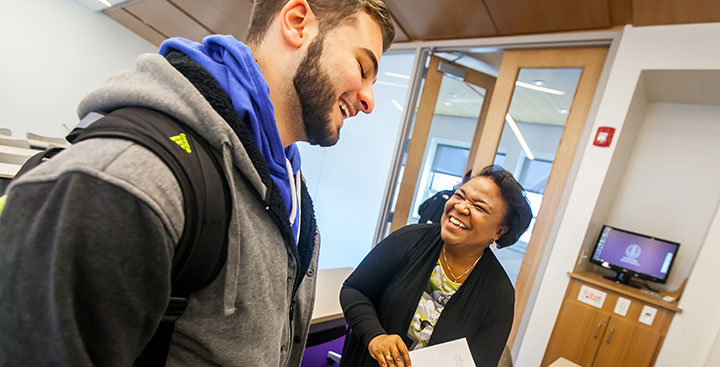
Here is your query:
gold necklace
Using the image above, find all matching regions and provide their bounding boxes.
[442,245,482,282]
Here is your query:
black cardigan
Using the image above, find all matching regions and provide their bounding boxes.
[339,224,514,367]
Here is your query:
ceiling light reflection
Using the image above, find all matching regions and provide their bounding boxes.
[384,72,410,79]
[515,81,565,95]
[506,113,534,160]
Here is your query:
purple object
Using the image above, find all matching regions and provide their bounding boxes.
[590,226,679,283]
[302,335,345,367]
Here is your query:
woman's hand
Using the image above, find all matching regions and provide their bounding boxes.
[368,334,412,367]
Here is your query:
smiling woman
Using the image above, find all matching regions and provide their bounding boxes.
[339,165,532,367]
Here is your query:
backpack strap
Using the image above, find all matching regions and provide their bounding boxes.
[0,148,65,209]
[70,107,231,365]
[13,147,65,179]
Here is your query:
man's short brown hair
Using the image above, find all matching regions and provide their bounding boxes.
[246,0,395,52]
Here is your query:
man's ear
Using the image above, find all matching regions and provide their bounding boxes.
[280,0,317,48]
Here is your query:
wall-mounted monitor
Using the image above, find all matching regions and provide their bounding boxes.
[590,225,679,285]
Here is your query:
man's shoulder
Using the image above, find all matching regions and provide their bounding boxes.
[11,138,184,240]
[17,138,169,188]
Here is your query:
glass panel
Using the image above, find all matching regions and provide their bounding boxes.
[492,67,582,284]
[519,158,553,194]
[431,144,470,176]
[494,152,506,167]
[410,72,487,225]
[382,63,493,236]
[297,52,415,269]
[408,73,488,224]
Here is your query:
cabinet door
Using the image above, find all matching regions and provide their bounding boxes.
[593,316,662,367]
[542,300,610,366]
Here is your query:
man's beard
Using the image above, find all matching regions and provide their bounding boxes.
[292,36,340,147]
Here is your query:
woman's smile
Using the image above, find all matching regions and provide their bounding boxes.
[447,215,468,230]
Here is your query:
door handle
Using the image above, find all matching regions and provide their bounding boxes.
[594,319,608,339]
[594,323,602,338]
[606,328,615,344]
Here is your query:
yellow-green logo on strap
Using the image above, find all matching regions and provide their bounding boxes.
[170,133,192,153]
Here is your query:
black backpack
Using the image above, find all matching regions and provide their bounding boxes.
[418,189,454,224]
[11,107,231,366]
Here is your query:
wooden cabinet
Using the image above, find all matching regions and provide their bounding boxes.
[542,272,681,367]
[593,316,662,367]
[544,300,608,366]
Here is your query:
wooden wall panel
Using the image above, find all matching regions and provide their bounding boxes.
[105,7,167,46]
[632,0,720,26]
[484,0,611,35]
[171,0,253,41]
[108,0,720,45]
[385,0,497,40]
[609,0,633,26]
[391,14,410,43]
[123,0,211,43]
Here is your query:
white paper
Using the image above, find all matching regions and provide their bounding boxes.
[577,285,607,309]
[638,305,657,326]
[614,297,631,317]
[408,338,476,367]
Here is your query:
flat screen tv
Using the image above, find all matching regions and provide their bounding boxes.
[590,225,679,285]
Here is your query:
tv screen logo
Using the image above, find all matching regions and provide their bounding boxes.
[620,244,641,266]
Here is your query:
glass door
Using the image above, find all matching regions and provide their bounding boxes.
[468,47,609,346]
[383,54,498,236]
[490,66,583,284]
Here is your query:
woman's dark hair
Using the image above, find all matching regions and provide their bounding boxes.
[473,165,533,248]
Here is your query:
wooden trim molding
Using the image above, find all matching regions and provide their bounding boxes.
[389,56,443,233]
[465,72,497,174]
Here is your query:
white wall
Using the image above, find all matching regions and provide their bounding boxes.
[515,23,720,366]
[0,0,157,138]
[605,102,720,290]
[660,200,720,366]
[706,326,720,367]
[570,77,651,275]
[297,52,414,269]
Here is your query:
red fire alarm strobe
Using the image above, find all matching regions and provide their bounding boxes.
[593,126,615,147]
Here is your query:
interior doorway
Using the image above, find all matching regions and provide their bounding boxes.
[378,46,609,347]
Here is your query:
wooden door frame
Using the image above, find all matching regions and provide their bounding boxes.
[389,55,496,233]
[469,47,609,347]
[465,71,497,173]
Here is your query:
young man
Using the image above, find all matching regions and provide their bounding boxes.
[0,0,394,365]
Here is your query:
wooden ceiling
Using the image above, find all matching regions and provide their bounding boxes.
[106,0,720,46]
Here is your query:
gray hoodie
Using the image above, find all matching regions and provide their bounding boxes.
[0,52,319,366]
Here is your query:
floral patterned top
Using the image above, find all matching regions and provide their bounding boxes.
[407,258,461,350]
